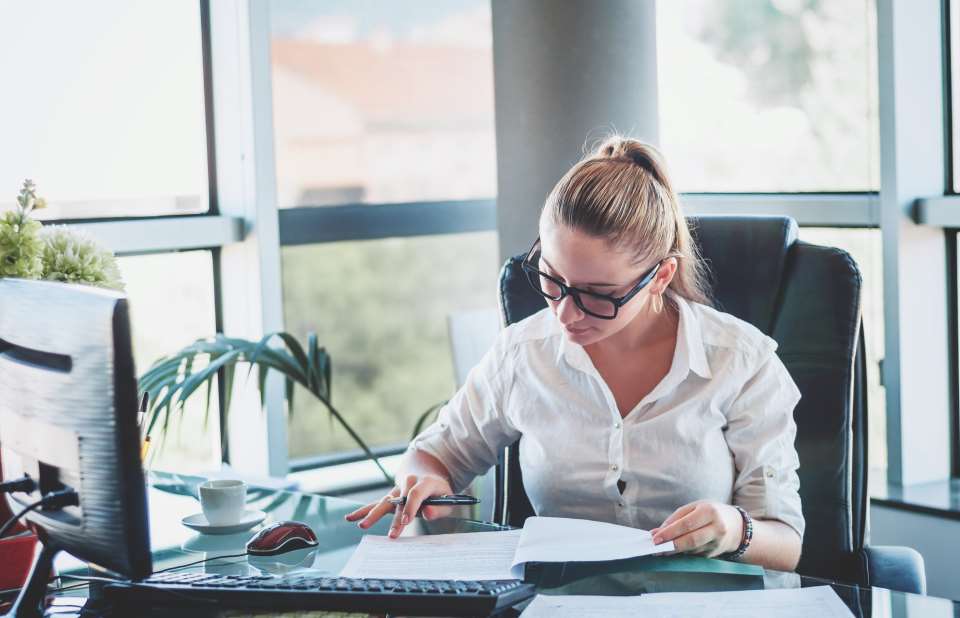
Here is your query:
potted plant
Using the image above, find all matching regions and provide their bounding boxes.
[0,179,124,290]
[138,332,393,484]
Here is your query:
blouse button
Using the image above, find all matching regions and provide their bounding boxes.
[614,421,622,429]
[610,464,619,472]
[617,501,625,508]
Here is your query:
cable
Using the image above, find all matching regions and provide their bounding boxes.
[55,575,122,585]
[0,475,37,494]
[0,489,79,538]
[151,551,249,574]
[0,497,44,538]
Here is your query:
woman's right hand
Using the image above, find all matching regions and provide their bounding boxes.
[344,473,455,539]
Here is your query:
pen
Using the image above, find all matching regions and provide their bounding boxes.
[138,392,151,461]
[137,391,149,434]
[388,494,480,507]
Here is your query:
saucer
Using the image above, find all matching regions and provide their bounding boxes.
[181,510,267,535]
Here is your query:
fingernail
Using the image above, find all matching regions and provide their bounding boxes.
[653,536,662,544]
[358,522,366,529]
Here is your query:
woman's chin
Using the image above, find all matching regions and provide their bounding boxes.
[562,325,598,345]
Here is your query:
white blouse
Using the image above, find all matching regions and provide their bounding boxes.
[410,294,805,539]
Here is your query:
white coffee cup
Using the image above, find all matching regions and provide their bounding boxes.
[199,479,246,526]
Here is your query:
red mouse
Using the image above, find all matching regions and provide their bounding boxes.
[246,520,319,556]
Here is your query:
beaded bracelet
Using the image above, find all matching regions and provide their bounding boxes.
[723,505,753,561]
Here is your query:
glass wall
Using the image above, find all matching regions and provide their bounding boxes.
[282,231,498,458]
[0,1,221,474]
[269,0,496,208]
[0,1,209,219]
[270,1,500,462]
[657,0,879,192]
[120,251,221,472]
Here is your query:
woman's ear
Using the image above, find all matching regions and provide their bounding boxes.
[654,257,679,294]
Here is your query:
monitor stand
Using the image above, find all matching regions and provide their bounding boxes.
[5,540,59,618]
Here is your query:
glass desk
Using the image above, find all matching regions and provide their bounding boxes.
[51,472,960,617]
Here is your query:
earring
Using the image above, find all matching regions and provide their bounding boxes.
[652,294,664,314]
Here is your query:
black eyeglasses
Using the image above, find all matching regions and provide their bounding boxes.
[521,238,661,320]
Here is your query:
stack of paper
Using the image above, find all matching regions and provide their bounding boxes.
[519,586,854,618]
[340,516,674,580]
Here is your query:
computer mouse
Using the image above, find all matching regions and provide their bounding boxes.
[246,520,319,556]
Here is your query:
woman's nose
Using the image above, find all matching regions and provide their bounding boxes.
[556,294,584,323]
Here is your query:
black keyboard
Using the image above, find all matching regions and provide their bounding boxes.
[104,571,536,617]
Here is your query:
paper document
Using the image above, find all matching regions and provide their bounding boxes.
[520,586,854,618]
[340,516,674,581]
[340,530,522,581]
[512,516,674,575]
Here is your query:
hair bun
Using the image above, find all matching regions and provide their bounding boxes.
[595,136,665,182]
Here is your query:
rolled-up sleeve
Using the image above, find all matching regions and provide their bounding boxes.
[724,341,805,539]
[409,342,521,493]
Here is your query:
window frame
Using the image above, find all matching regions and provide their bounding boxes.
[52,0,950,490]
[40,0,242,466]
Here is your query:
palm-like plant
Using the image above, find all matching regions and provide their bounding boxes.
[138,331,392,484]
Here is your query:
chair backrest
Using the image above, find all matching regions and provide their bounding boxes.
[447,308,502,388]
[495,215,869,584]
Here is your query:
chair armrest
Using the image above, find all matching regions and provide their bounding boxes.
[863,545,926,595]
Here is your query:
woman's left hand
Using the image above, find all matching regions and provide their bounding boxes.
[650,500,744,558]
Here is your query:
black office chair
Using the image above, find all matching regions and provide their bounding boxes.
[493,215,926,594]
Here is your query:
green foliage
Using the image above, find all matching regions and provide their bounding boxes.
[41,226,125,290]
[0,211,43,278]
[280,233,499,458]
[139,331,392,483]
[696,0,816,105]
[2,179,122,290]
[0,180,45,278]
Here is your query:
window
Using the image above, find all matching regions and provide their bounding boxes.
[657,0,879,192]
[281,232,499,458]
[0,1,209,219]
[798,228,885,476]
[270,1,499,464]
[120,250,221,473]
[269,0,496,208]
[951,0,960,193]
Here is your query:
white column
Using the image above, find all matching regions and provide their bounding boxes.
[877,0,951,484]
[208,0,288,477]
[491,0,660,262]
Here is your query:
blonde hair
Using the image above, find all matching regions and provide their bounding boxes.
[542,136,712,306]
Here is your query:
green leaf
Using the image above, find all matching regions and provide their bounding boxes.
[306,332,320,395]
[245,336,308,387]
[177,349,242,407]
[203,378,214,430]
[222,363,235,417]
[257,363,268,410]
[260,346,309,387]
[141,330,390,484]
[317,395,392,485]
[411,400,448,441]
[285,377,294,415]
[274,332,310,376]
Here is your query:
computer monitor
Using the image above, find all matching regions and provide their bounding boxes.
[0,278,151,617]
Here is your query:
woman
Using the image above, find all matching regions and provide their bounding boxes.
[346,137,804,571]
